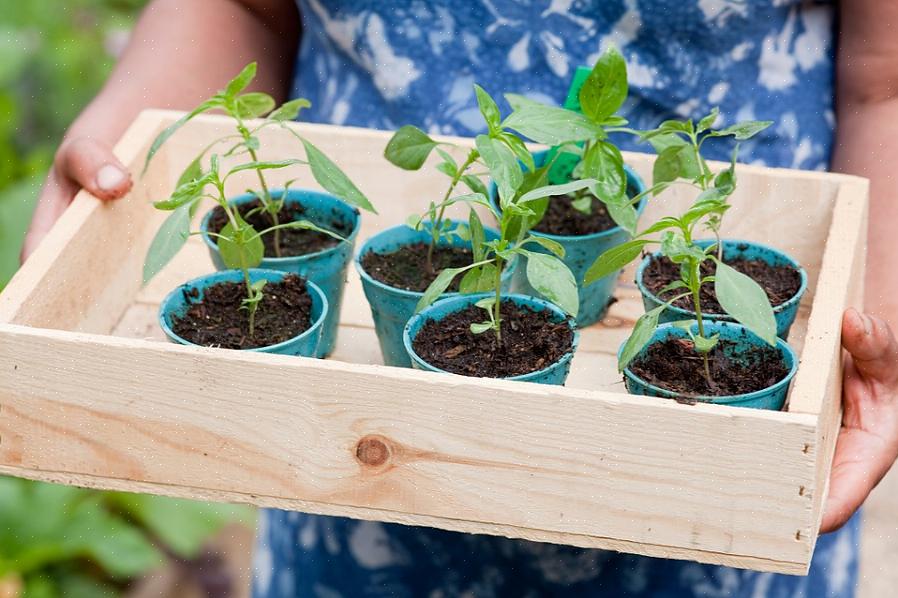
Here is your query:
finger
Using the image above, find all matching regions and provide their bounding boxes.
[57,137,132,201]
[20,170,79,262]
[821,429,895,532]
[841,308,898,385]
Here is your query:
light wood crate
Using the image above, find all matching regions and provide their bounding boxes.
[0,110,869,574]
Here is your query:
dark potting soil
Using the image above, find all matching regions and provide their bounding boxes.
[532,193,617,236]
[361,243,475,292]
[412,301,574,378]
[642,253,802,313]
[208,199,351,257]
[171,274,312,350]
[628,338,789,397]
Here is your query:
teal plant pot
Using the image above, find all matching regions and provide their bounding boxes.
[158,269,328,357]
[622,320,798,410]
[403,293,579,385]
[635,239,807,339]
[355,221,518,368]
[200,189,360,358]
[488,150,646,328]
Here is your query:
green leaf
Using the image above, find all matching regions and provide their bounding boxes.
[697,107,720,133]
[153,172,211,210]
[498,132,535,172]
[714,261,777,345]
[470,321,495,334]
[647,134,701,181]
[405,213,423,230]
[571,196,592,214]
[233,92,275,119]
[469,209,486,261]
[416,267,466,312]
[143,204,192,285]
[524,251,578,316]
[435,147,459,173]
[524,235,565,258]
[692,332,719,354]
[218,221,264,270]
[578,45,628,123]
[605,198,639,235]
[301,137,377,213]
[584,239,648,285]
[503,95,604,144]
[652,144,688,187]
[475,134,522,207]
[619,304,665,371]
[474,84,502,133]
[143,98,223,173]
[518,178,597,203]
[459,263,498,293]
[384,125,438,170]
[461,174,487,196]
[225,62,257,98]
[227,158,302,176]
[270,97,311,121]
[711,120,773,141]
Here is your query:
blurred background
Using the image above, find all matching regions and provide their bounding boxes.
[2,2,897,597]
[1,2,254,597]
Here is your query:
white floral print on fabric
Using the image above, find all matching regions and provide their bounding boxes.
[254,0,859,596]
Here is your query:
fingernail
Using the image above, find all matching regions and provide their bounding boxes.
[861,313,873,336]
[96,164,127,192]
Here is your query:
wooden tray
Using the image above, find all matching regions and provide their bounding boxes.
[0,110,869,574]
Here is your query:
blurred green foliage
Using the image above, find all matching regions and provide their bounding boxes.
[0,3,254,596]
[0,0,146,285]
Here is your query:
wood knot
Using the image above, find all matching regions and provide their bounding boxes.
[356,435,391,468]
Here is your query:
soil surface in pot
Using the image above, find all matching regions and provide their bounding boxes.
[629,338,789,397]
[532,193,617,236]
[412,301,574,378]
[361,243,475,292]
[171,274,312,349]
[643,253,802,313]
[208,199,352,258]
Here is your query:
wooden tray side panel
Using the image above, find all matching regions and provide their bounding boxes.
[0,324,818,572]
[0,112,171,333]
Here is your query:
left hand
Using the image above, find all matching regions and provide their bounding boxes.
[821,308,898,532]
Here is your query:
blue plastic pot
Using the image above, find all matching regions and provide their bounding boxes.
[622,320,798,410]
[356,221,518,368]
[200,189,359,358]
[635,239,807,339]
[488,149,646,328]
[158,269,328,356]
[403,293,579,385]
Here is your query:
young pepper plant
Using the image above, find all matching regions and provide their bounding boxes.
[142,61,374,284]
[383,84,540,275]
[409,86,590,342]
[502,45,641,233]
[150,154,341,339]
[584,109,776,387]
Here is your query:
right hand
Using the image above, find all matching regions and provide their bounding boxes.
[21,137,133,262]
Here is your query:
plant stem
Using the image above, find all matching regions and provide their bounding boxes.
[690,261,712,384]
[428,149,479,272]
[237,119,282,257]
[493,257,503,345]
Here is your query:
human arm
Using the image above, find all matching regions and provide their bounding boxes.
[21,0,300,259]
[820,0,898,532]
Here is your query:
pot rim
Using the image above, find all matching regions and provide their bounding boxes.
[158,268,328,352]
[403,292,579,382]
[354,221,517,300]
[199,188,361,264]
[621,320,799,405]
[634,238,809,318]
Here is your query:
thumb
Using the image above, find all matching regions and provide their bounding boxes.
[57,137,132,201]
[841,308,898,385]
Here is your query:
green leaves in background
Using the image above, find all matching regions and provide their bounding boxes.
[384,125,438,170]
[523,251,578,317]
[301,137,377,213]
[714,261,777,345]
[578,45,628,124]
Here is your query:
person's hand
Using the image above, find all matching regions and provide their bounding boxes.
[21,137,132,261]
[821,308,898,532]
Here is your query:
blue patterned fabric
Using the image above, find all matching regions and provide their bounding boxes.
[254,1,859,596]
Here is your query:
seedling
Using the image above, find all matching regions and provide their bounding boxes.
[502,45,639,233]
[383,84,534,275]
[152,154,340,338]
[142,62,375,285]
[584,112,777,384]
[410,86,588,342]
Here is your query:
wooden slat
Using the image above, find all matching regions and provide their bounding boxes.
[0,323,818,573]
